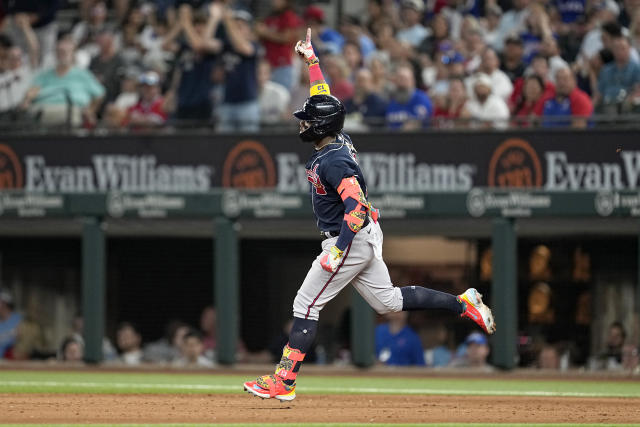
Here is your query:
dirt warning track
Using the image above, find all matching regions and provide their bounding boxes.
[1,393,640,424]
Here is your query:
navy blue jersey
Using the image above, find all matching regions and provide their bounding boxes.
[305,133,367,233]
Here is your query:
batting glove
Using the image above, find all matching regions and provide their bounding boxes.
[320,245,344,273]
[295,28,318,65]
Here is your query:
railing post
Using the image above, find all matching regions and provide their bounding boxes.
[491,217,517,369]
[214,216,239,365]
[82,217,105,364]
[350,288,375,367]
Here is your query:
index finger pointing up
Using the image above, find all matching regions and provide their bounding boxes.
[306,27,311,44]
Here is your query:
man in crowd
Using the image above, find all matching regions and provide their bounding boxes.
[173,329,214,367]
[396,0,428,48]
[596,35,640,112]
[21,35,105,127]
[500,36,526,82]
[386,64,433,129]
[376,311,425,366]
[471,47,513,101]
[116,322,143,365]
[0,290,21,359]
[258,60,290,126]
[122,71,168,129]
[344,68,388,129]
[303,5,344,56]
[466,73,510,128]
[0,43,33,114]
[451,332,492,370]
[543,66,593,127]
[89,29,125,114]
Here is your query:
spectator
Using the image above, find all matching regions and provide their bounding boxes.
[340,16,376,61]
[116,322,143,365]
[304,5,344,56]
[173,329,214,368]
[466,72,510,128]
[255,0,302,90]
[170,5,222,123]
[21,35,105,127]
[218,7,260,133]
[471,47,514,100]
[596,35,640,112]
[258,60,290,126]
[501,36,526,82]
[599,321,626,368]
[122,71,168,128]
[103,68,140,127]
[537,344,560,369]
[343,42,363,78]
[198,305,245,362]
[72,0,109,66]
[143,320,189,363]
[451,332,492,370]
[519,3,554,64]
[539,37,570,83]
[510,55,555,109]
[59,336,83,362]
[386,64,433,130]
[417,13,451,58]
[344,68,388,129]
[0,44,33,113]
[375,311,425,366]
[433,77,470,127]
[367,52,392,98]
[322,55,354,102]
[0,290,21,358]
[542,67,593,128]
[630,9,640,53]
[494,0,530,50]
[512,75,554,126]
[89,29,125,111]
[69,313,117,361]
[422,323,453,367]
[483,4,504,48]
[396,0,429,48]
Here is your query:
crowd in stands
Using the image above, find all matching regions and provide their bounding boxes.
[1,287,638,371]
[2,0,640,131]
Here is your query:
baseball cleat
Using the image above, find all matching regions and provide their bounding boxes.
[243,375,296,401]
[458,288,496,334]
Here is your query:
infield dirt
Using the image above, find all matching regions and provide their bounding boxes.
[1,393,639,424]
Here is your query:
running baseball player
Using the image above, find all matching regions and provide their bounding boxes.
[243,29,496,401]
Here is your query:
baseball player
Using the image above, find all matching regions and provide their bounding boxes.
[243,29,496,401]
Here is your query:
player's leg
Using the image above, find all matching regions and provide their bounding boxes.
[244,237,370,400]
[352,254,495,334]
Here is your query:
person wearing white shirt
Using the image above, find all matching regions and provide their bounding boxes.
[396,0,430,47]
[494,0,531,50]
[466,73,510,129]
[466,48,513,100]
[258,60,290,125]
[0,45,32,113]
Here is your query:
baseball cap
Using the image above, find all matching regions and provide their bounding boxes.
[505,35,523,46]
[402,0,425,12]
[465,332,488,346]
[232,9,253,23]
[304,6,325,23]
[139,71,160,86]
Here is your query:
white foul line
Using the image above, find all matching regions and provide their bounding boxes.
[0,380,637,398]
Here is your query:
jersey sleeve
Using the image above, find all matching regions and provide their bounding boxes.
[323,159,357,190]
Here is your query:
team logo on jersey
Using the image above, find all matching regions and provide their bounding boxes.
[488,138,543,188]
[306,164,327,195]
[222,140,276,188]
[0,144,23,189]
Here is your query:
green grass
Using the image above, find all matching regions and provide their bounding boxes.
[0,424,638,427]
[0,370,639,398]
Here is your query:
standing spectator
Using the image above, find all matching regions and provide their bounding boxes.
[386,64,433,130]
[116,322,143,365]
[469,47,513,101]
[122,71,168,129]
[396,0,429,48]
[218,7,260,133]
[542,67,593,128]
[512,75,554,126]
[0,44,33,113]
[344,68,388,129]
[304,5,344,56]
[72,0,109,66]
[494,0,530,50]
[173,329,215,368]
[0,290,21,359]
[501,36,526,82]
[255,0,302,90]
[596,35,640,112]
[484,4,504,48]
[451,332,492,370]
[89,29,125,112]
[258,60,290,126]
[466,73,510,128]
[322,55,354,102]
[21,35,105,127]
[375,311,425,366]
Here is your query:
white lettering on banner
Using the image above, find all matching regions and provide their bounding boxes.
[466,188,551,217]
[0,193,63,217]
[545,151,640,190]
[222,190,304,218]
[25,155,212,192]
[595,191,640,217]
[107,193,186,218]
[276,152,476,193]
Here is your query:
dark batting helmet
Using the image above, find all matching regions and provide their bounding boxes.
[293,94,346,142]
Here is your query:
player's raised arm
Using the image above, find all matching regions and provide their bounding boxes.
[294,28,330,96]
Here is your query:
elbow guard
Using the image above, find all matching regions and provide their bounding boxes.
[338,177,369,232]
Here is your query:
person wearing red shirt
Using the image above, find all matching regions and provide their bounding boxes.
[509,55,555,112]
[433,77,470,128]
[122,71,167,128]
[512,75,555,127]
[255,0,302,90]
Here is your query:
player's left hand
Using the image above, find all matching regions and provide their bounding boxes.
[295,28,318,65]
[320,245,344,272]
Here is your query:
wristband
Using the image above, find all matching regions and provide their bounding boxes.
[310,83,330,96]
[309,63,323,83]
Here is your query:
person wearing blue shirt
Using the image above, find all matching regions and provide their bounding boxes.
[597,35,640,108]
[0,290,21,358]
[553,0,586,23]
[304,6,345,56]
[376,311,425,366]
[343,68,388,128]
[386,64,433,129]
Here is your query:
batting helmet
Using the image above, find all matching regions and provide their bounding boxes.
[293,94,346,143]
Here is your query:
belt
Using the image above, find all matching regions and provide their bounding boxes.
[321,216,370,239]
